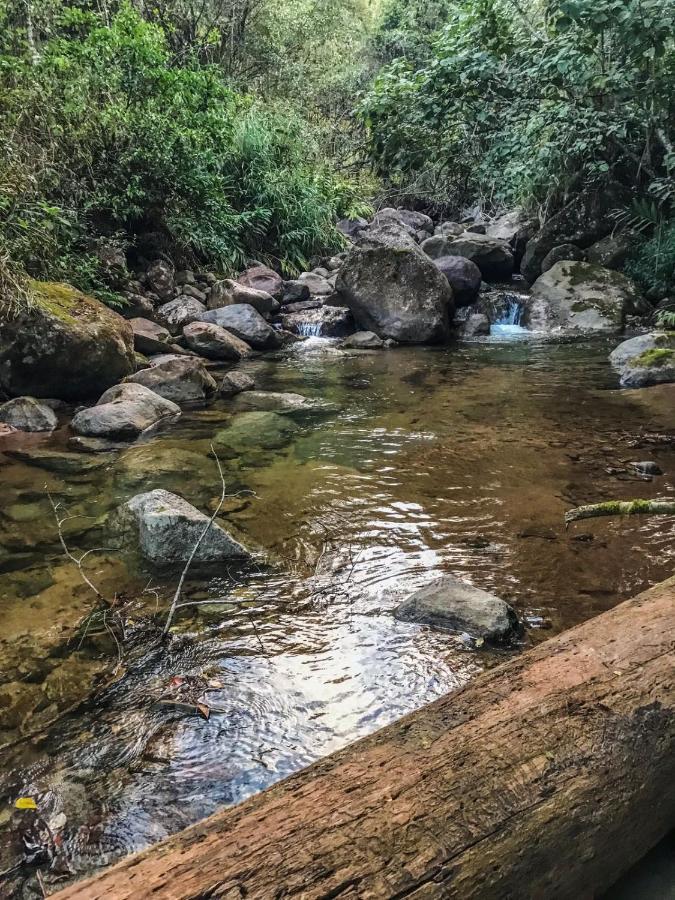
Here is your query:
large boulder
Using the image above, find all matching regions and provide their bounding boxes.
[609,332,675,387]
[183,321,251,361]
[394,575,519,642]
[435,222,464,239]
[237,265,283,299]
[155,296,206,334]
[71,383,180,440]
[213,411,299,455]
[220,371,255,396]
[357,223,419,252]
[337,245,452,344]
[586,233,635,270]
[445,234,514,280]
[297,272,335,298]
[0,281,135,400]
[111,489,250,568]
[126,357,217,404]
[540,244,586,273]
[198,304,282,350]
[433,256,482,307]
[279,305,353,338]
[129,318,172,355]
[372,207,433,237]
[420,235,454,260]
[337,217,368,241]
[485,210,526,245]
[208,279,278,315]
[0,397,57,432]
[523,262,646,334]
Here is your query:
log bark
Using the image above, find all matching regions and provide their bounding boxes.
[54,578,675,900]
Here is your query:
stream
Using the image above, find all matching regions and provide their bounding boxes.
[0,331,674,893]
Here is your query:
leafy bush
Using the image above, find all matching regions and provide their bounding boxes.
[626,222,675,299]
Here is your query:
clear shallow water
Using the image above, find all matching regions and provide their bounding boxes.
[0,336,674,891]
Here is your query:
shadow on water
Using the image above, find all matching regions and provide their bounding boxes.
[0,336,673,891]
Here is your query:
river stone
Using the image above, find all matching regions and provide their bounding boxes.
[232,390,336,419]
[280,306,354,338]
[5,447,110,474]
[220,371,255,396]
[0,281,135,400]
[524,262,646,334]
[420,235,454,260]
[114,447,212,490]
[343,331,384,349]
[183,322,251,361]
[356,223,419,252]
[394,575,519,642]
[433,256,482,307]
[297,272,335,297]
[372,207,433,237]
[71,383,181,440]
[586,233,635,270]
[237,265,283,299]
[198,304,282,350]
[213,411,299,455]
[540,244,586,273]
[126,357,217,403]
[208,279,278,315]
[129,318,172,355]
[435,222,464,239]
[281,280,311,305]
[485,210,526,244]
[445,234,514,281]
[337,245,452,344]
[112,489,250,567]
[180,284,207,303]
[156,297,206,334]
[122,293,156,320]
[609,332,675,387]
[146,260,175,300]
[0,397,57,432]
[459,313,490,338]
[337,217,368,241]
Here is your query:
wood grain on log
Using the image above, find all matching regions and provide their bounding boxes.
[54,577,675,900]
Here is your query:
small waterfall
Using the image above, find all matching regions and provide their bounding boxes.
[296,321,324,338]
[490,292,529,338]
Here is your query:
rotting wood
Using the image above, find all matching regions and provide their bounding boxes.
[53,577,675,900]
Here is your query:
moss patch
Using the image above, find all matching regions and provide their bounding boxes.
[632,348,675,368]
[29,281,100,327]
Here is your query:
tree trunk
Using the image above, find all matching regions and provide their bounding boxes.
[53,577,675,900]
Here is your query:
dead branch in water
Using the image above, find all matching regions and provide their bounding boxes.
[565,499,675,525]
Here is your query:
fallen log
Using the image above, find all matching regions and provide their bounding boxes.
[565,498,675,525]
[54,577,675,900]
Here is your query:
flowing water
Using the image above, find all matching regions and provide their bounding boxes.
[0,335,674,892]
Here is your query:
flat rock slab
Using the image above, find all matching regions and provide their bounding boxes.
[0,397,57,432]
[395,574,519,641]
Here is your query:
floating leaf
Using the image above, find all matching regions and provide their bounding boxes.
[196,703,211,720]
[15,797,37,810]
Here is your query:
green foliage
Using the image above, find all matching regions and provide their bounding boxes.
[626,222,675,298]
[0,0,372,302]
[362,0,675,213]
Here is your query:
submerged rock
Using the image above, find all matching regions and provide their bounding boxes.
[232,390,336,418]
[394,575,519,642]
[609,332,675,387]
[220,371,255,396]
[342,331,384,349]
[524,262,647,334]
[337,244,452,344]
[458,313,490,338]
[0,397,57,432]
[71,383,181,440]
[111,488,250,567]
[213,410,299,455]
[126,356,217,404]
[0,281,135,400]
[198,304,282,350]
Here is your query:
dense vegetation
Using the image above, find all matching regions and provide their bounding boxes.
[2,0,675,305]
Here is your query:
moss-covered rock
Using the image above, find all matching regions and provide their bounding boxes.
[523,262,648,334]
[0,281,135,400]
[609,331,675,387]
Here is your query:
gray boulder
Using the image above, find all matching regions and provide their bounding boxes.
[524,262,646,334]
[420,235,454,260]
[237,265,283,299]
[280,305,353,338]
[122,293,156,320]
[112,489,250,567]
[459,313,490,338]
[540,244,586,273]
[198,304,282,350]
[372,207,433,237]
[342,331,384,349]
[394,575,519,642]
[220,371,256,396]
[297,272,335,297]
[281,280,311,305]
[180,284,207,303]
[71,383,180,439]
[213,411,299,455]
[609,332,675,387]
[446,233,514,280]
[433,256,482,307]
[337,245,452,344]
[156,296,206,333]
[129,318,172,355]
[208,279,278,315]
[146,260,175,300]
[0,281,135,401]
[435,222,464,239]
[337,217,368,241]
[485,210,526,244]
[126,356,217,403]
[183,321,251,361]
[357,223,419,252]
[0,397,58,432]
[586,233,635,270]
